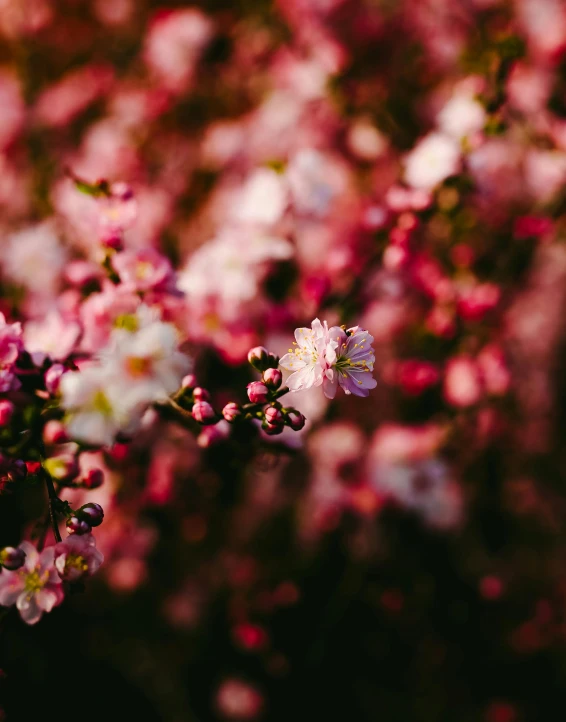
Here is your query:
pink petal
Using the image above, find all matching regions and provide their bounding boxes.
[16,593,43,625]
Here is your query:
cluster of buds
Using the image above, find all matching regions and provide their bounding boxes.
[221,347,306,436]
[66,502,104,537]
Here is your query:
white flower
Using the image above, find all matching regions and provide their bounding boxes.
[437,93,486,141]
[2,222,67,297]
[106,313,190,406]
[404,132,461,190]
[60,364,141,446]
[279,318,334,392]
[233,168,288,226]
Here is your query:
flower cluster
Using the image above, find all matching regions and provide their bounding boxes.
[280,319,377,399]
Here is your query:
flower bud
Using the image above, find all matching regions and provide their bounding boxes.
[192,386,210,401]
[262,422,284,436]
[247,382,269,404]
[192,401,216,425]
[264,406,284,426]
[43,420,69,445]
[286,409,306,431]
[222,402,242,423]
[0,545,26,570]
[0,400,14,426]
[247,346,270,371]
[66,516,91,535]
[82,468,104,489]
[78,502,104,527]
[197,421,230,448]
[45,364,66,394]
[181,374,197,390]
[263,368,282,390]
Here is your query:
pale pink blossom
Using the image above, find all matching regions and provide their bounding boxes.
[144,8,214,92]
[112,248,174,292]
[0,313,23,392]
[2,222,67,299]
[0,542,64,624]
[443,356,483,408]
[279,319,331,392]
[54,533,104,582]
[323,326,377,398]
[233,168,288,226]
[404,132,461,190]
[24,311,81,363]
[437,90,486,141]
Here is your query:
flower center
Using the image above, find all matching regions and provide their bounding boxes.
[24,569,48,594]
[126,356,151,377]
[66,554,89,574]
[92,390,113,416]
[114,313,139,332]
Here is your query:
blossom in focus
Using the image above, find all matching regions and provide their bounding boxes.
[279,319,377,398]
[324,326,378,398]
[0,542,64,624]
[54,533,104,582]
[279,318,331,392]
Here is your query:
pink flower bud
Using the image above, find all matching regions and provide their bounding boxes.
[197,421,230,448]
[78,502,104,527]
[0,546,26,570]
[263,422,284,436]
[181,374,197,389]
[82,468,104,489]
[193,386,210,401]
[397,360,439,396]
[66,516,91,535]
[443,356,482,408]
[0,400,14,426]
[247,381,269,404]
[264,406,284,426]
[192,400,216,424]
[457,283,500,322]
[223,402,242,422]
[286,409,306,431]
[45,363,66,394]
[247,346,269,370]
[43,420,69,445]
[263,368,282,389]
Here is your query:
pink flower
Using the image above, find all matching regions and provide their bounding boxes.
[0,542,64,624]
[54,533,104,582]
[280,320,377,398]
[404,132,461,190]
[96,182,138,242]
[279,319,330,392]
[443,356,483,408]
[112,248,174,292]
[0,313,23,392]
[323,326,377,398]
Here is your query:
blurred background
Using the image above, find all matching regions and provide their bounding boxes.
[2,0,566,720]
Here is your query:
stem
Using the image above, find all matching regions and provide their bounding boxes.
[44,471,62,543]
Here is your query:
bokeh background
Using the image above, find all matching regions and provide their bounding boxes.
[2,0,566,720]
